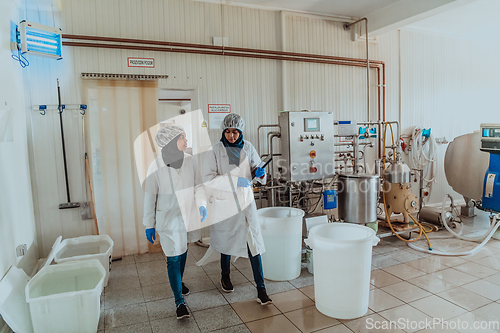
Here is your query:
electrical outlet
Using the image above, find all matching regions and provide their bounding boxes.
[16,244,27,257]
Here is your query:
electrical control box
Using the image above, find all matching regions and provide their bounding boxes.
[480,123,500,153]
[481,124,500,213]
[278,111,335,181]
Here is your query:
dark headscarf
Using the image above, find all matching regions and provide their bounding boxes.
[161,133,184,169]
[220,129,244,166]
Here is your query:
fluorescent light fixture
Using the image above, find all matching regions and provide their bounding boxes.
[20,21,62,60]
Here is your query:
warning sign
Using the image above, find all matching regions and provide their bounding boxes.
[201,120,207,127]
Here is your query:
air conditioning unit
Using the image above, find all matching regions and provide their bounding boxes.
[19,21,62,60]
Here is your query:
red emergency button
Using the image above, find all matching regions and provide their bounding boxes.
[310,150,317,158]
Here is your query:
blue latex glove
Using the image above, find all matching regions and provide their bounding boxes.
[145,228,156,244]
[255,167,265,178]
[199,206,208,222]
[237,177,251,188]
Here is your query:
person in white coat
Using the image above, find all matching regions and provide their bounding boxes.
[143,125,208,320]
[202,113,272,305]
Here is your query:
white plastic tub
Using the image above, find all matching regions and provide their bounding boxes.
[54,235,114,286]
[258,207,305,281]
[26,259,106,333]
[305,223,379,319]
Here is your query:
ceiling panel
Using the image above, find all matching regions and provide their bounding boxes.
[406,0,500,42]
[194,0,400,18]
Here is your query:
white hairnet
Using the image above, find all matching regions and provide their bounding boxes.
[220,113,245,131]
[155,125,184,148]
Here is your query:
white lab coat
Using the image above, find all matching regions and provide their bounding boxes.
[201,140,266,258]
[143,153,207,257]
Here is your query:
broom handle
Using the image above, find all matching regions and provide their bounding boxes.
[85,153,99,235]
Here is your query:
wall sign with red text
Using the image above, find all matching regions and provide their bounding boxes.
[208,104,231,129]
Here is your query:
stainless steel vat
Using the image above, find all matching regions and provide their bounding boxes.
[444,131,489,201]
[337,173,380,224]
[384,162,411,184]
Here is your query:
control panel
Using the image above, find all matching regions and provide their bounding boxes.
[278,111,335,181]
[480,124,500,153]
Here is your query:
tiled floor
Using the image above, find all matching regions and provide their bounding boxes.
[100,217,500,332]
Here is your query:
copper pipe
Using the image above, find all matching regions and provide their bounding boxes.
[383,63,386,155]
[377,65,382,159]
[62,35,387,120]
[63,36,388,160]
[63,41,223,56]
[383,63,386,122]
[62,34,384,65]
[62,34,224,50]
[377,66,381,124]
[63,41,382,70]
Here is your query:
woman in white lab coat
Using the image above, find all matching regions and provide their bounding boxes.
[143,125,208,320]
[202,113,272,305]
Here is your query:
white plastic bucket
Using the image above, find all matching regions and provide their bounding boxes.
[258,207,305,281]
[305,223,379,319]
[26,259,106,333]
[54,235,114,286]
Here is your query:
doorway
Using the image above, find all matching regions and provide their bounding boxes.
[158,89,194,154]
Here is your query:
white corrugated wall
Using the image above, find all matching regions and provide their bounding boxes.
[23,0,500,256]
[377,29,500,204]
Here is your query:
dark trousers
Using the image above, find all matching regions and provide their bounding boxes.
[166,250,187,306]
[221,244,265,289]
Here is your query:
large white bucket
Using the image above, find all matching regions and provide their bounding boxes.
[258,207,305,281]
[54,235,114,286]
[26,259,106,333]
[305,223,379,319]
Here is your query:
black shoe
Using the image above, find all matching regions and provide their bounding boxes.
[221,274,234,293]
[182,283,190,296]
[176,303,190,320]
[257,287,272,305]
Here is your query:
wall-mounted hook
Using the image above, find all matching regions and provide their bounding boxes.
[39,105,47,116]
[80,104,87,115]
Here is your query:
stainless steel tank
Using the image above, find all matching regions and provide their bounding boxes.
[337,173,380,224]
[444,131,489,201]
[384,162,411,184]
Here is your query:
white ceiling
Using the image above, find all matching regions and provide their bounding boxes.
[406,0,500,42]
[221,0,400,18]
[208,0,500,43]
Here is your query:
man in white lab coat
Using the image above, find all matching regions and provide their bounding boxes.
[201,113,272,305]
[143,125,208,319]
